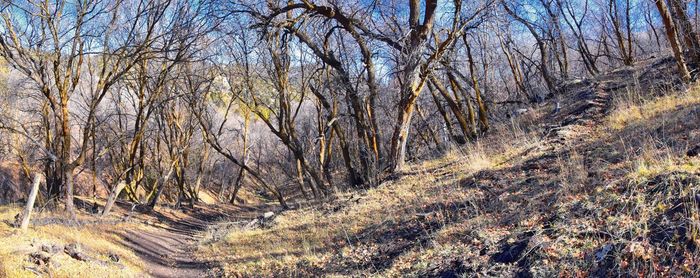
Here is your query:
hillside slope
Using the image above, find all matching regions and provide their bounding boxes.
[201,57,700,277]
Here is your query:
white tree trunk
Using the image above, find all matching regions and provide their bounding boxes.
[101,182,127,217]
[20,174,42,231]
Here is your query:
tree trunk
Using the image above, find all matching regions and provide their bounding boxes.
[389,89,420,172]
[610,0,634,66]
[497,33,529,97]
[503,5,559,94]
[415,103,442,151]
[333,124,363,187]
[466,43,489,133]
[147,159,177,209]
[295,158,311,199]
[669,0,700,64]
[229,166,245,204]
[19,174,42,231]
[428,76,473,140]
[656,0,691,82]
[63,165,76,219]
[428,84,460,144]
[446,73,477,137]
[101,182,127,218]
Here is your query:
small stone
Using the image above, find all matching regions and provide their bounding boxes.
[243,219,259,230]
[28,251,52,266]
[595,243,614,262]
[64,243,90,262]
[262,212,275,219]
[41,244,63,254]
[12,213,23,228]
[108,252,120,262]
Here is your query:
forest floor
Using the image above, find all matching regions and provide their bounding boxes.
[1,56,700,277]
[0,196,274,277]
[113,204,230,278]
[197,56,700,277]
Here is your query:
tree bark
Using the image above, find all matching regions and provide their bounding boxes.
[465,43,489,133]
[669,0,700,64]
[389,89,420,172]
[655,0,691,82]
[19,174,42,231]
[229,166,246,204]
[102,182,127,218]
[429,75,473,140]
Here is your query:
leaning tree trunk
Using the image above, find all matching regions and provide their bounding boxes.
[295,158,312,198]
[229,166,246,204]
[147,158,178,209]
[429,76,473,140]
[466,43,489,133]
[19,174,42,231]
[446,73,477,138]
[669,0,700,64]
[101,182,127,217]
[656,0,691,82]
[428,84,460,144]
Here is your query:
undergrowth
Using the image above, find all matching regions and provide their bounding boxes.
[202,81,700,277]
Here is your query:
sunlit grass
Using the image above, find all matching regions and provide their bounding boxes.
[608,85,700,130]
[0,206,145,277]
[203,82,700,276]
[201,124,543,276]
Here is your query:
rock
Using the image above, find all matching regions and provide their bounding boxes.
[243,219,259,230]
[41,244,63,254]
[108,252,120,263]
[64,243,89,262]
[28,251,52,266]
[687,145,700,157]
[594,243,614,262]
[515,108,529,115]
[241,212,277,230]
[12,213,22,228]
[415,212,436,220]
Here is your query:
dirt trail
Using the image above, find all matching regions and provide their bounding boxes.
[109,57,685,277]
[122,226,211,278]
[112,205,244,278]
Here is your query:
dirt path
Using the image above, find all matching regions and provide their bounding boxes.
[113,205,236,278]
[110,203,277,277]
[122,226,212,277]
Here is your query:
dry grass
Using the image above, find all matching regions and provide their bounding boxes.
[3,65,697,276]
[604,83,700,180]
[200,126,542,276]
[629,139,700,180]
[202,79,700,276]
[608,84,700,130]
[0,206,146,277]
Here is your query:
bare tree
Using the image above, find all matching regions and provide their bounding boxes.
[655,0,691,81]
[0,0,170,217]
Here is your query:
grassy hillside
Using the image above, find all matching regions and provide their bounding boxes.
[201,61,700,277]
[0,58,698,277]
[0,193,256,277]
[0,204,145,277]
